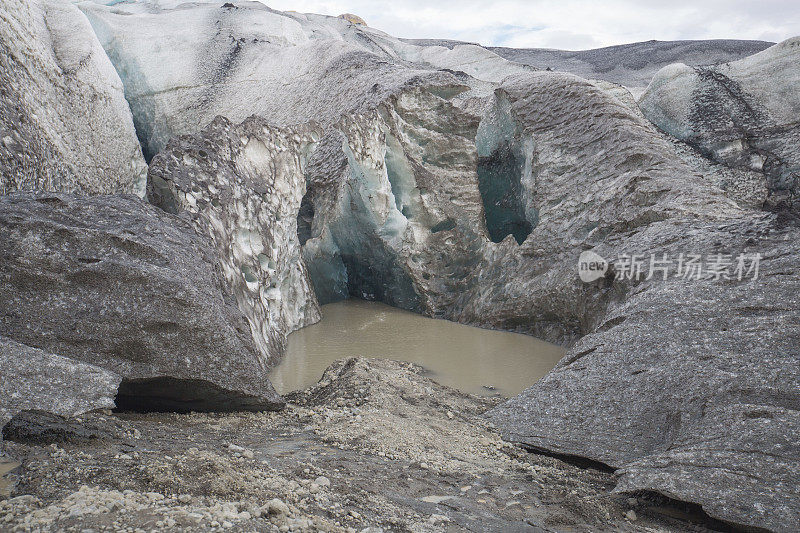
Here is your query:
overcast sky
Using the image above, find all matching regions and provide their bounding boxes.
[260,0,800,50]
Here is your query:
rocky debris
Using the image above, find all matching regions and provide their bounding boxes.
[0,485,334,532]
[0,192,283,412]
[148,116,322,365]
[0,0,146,196]
[0,336,120,446]
[485,39,774,88]
[288,358,504,476]
[639,37,800,210]
[0,358,723,532]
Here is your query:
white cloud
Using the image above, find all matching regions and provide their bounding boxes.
[258,0,800,49]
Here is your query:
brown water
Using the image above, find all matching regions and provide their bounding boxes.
[1,459,20,497]
[269,300,564,397]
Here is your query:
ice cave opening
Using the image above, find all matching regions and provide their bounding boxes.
[475,94,538,245]
[477,141,533,245]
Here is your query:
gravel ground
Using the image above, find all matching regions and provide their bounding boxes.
[1,358,727,532]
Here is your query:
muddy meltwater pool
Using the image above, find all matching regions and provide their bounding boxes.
[269,300,565,397]
[1,459,20,497]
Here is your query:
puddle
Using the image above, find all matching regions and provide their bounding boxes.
[269,299,565,397]
[1,459,20,497]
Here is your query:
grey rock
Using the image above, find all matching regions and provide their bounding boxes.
[0,336,121,444]
[639,37,800,210]
[0,0,146,196]
[148,116,322,365]
[0,192,283,411]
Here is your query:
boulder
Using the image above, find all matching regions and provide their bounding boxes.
[148,116,322,365]
[0,0,146,195]
[639,37,800,210]
[0,192,284,412]
[0,336,121,444]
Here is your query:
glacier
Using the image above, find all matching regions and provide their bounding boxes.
[0,1,797,529]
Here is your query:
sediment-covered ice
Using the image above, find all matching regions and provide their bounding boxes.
[0,0,146,195]
[639,37,800,210]
[148,116,322,365]
[77,0,522,159]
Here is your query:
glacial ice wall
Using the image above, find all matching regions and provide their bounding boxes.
[301,86,488,317]
[476,93,537,244]
[148,116,322,366]
[639,37,800,210]
[76,0,519,161]
[0,0,147,195]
